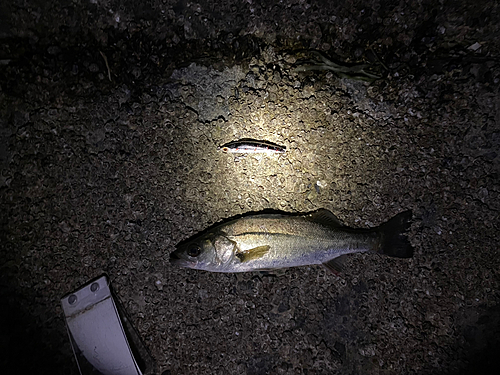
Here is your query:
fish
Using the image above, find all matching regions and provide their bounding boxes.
[170,209,413,273]
[218,139,286,154]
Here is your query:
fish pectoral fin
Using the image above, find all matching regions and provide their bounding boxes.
[322,255,350,274]
[236,245,270,262]
[308,209,344,228]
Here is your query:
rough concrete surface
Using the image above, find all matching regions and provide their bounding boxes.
[0,1,499,374]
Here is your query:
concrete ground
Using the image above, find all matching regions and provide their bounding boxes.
[0,1,499,374]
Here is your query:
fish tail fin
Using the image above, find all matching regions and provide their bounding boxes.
[376,211,414,258]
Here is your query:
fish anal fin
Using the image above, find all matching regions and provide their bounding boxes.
[308,209,344,228]
[236,245,270,262]
[322,255,349,274]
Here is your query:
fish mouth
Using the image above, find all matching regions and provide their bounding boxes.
[169,252,197,268]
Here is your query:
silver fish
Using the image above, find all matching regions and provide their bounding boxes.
[218,139,286,154]
[170,209,413,273]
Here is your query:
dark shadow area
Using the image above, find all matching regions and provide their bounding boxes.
[458,304,500,375]
[0,291,76,374]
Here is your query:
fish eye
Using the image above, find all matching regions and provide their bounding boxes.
[187,244,201,257]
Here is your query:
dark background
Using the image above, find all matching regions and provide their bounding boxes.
[1,1,499,374]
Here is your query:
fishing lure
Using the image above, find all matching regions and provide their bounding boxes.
[218,138,286,154]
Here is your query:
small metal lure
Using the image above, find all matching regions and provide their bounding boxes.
[218,138,286,154]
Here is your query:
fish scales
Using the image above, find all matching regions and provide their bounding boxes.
[224,216,376,268]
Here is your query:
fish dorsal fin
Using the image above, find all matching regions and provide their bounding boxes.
[236,245,270,262]
[308,209,344,228]
[322,254,349,274]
